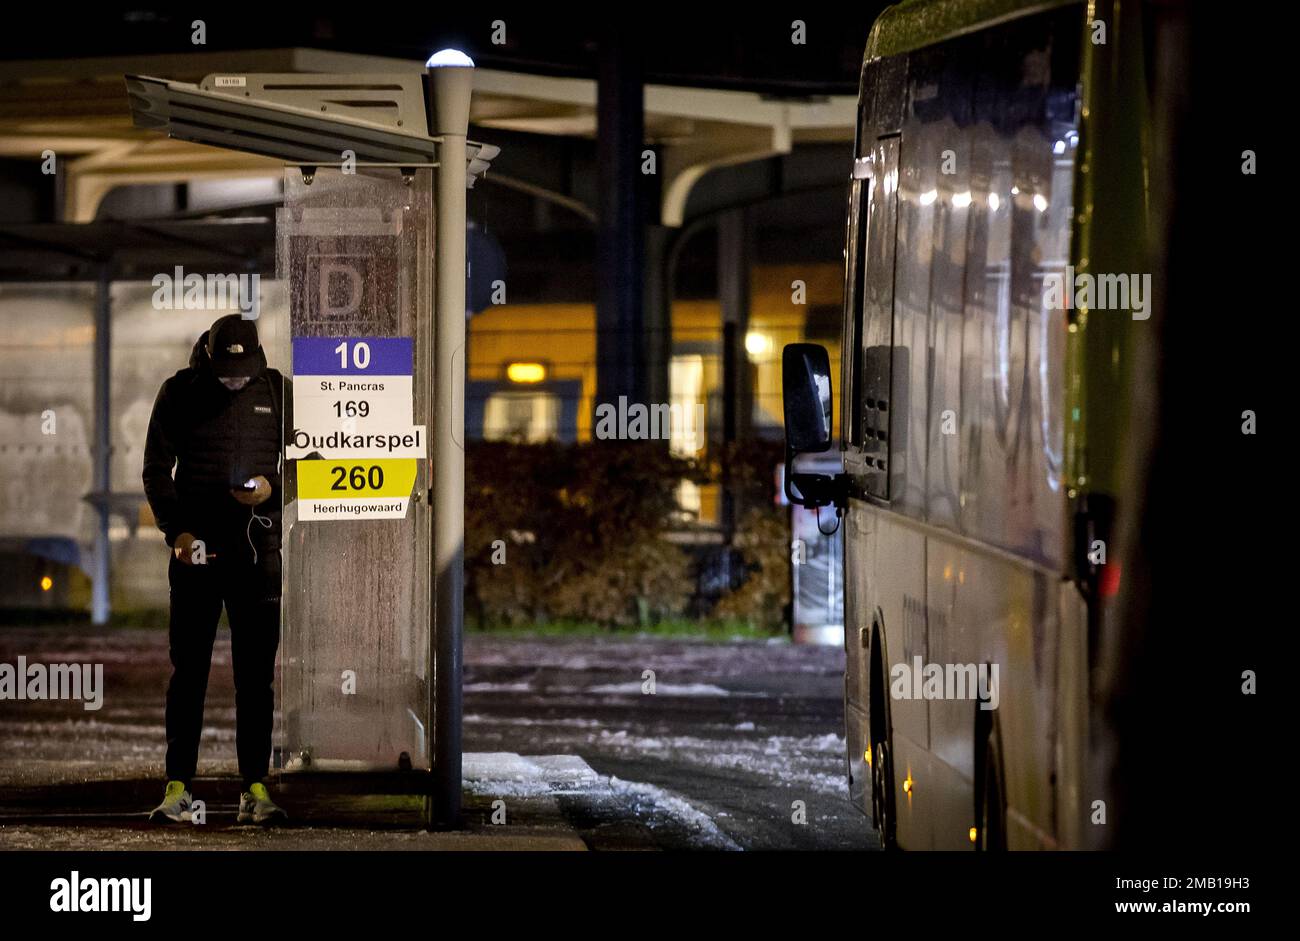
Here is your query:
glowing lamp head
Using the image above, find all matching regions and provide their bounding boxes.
[39,575,53,592]
[426,49,475,68]
[744,331,772,358]
[506,362,546,384]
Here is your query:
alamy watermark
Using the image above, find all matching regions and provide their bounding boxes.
[1043,265,1151,320]
[50,871,150,921]
[890,657,999,711]
[152,266,260,319]
[594,396,705,442]
[0,657,103,711]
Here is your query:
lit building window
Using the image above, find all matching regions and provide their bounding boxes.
[483,391,560,443]
[668,354,706,457]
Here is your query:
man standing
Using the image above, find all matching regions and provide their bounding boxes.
[143,313,287,825]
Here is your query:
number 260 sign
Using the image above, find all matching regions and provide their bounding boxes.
[290,336,424,521]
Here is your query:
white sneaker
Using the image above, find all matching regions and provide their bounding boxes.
[237,782,287,825]
[148,780,193,823]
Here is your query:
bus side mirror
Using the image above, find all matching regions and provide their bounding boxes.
[783,343,833,452]
[782,343,845,509]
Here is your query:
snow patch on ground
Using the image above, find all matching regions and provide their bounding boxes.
[584,729,850,797]
[465,635,846,681]
[461,753,742,849]
[807,732,844,750]
[586,681,732,697]
[463,752,601,797]
[464,681,534,693]
[608,776,742,851]
[464,714,604,729]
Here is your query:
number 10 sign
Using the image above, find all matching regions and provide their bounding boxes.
[289,336,426,521]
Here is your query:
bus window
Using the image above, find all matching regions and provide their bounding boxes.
[842,175,866,449]
[858,136,898,501]
[958,13,1076,567]
[924,101,971,531]
[892,39,974,520]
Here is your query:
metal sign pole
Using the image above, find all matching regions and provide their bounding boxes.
[425,51,473,829]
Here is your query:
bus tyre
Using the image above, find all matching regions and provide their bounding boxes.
[870,736,897,850]
[976,732,1007,851]
[868,625,898,850]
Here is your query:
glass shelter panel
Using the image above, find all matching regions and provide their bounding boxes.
[275,167,434,771]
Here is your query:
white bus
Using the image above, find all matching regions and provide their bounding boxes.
[782,0,1153,849]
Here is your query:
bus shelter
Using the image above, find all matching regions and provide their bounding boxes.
[125,56,495,827]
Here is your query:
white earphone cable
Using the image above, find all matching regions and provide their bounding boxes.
[246,507,273,565]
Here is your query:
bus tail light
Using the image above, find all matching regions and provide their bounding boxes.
[1101,562,1121,599]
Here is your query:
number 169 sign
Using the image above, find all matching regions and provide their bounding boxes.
[290,337,425,522]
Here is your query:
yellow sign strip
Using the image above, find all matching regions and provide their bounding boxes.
[297,458,418,500]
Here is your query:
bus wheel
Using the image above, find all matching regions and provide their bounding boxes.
[870,736,897,850]
[976,733,1007,851]
[868,628,898,850]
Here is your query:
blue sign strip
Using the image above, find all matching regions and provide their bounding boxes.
[292,337,413,376]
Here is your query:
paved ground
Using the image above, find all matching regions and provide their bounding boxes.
[0,627,878,851]
[462,635,875,849]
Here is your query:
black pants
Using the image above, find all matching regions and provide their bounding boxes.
[165,548,281,789]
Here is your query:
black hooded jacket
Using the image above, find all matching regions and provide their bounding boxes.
[142,330,287,559]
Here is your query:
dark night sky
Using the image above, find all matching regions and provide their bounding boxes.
[0,8,890,95]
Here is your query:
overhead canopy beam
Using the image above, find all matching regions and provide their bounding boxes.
[124,73,499,169]
[1,48,850,225]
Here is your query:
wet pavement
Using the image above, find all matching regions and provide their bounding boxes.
[0,626,878,851]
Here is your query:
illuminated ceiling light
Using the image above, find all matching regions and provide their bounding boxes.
[1053,139,1066,155]
[1011,185,1020,195]
[745,331,772,358]
[969,826,978,843]
[426,49,475,68]
[39,576,53,592]
[919,189,938,206]
[1033,194,1049,213]
[952,191,972,209]
[987,193,1000,211]
[506,362,546,384]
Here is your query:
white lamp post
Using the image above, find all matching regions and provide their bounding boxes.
[425,48,474,829]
